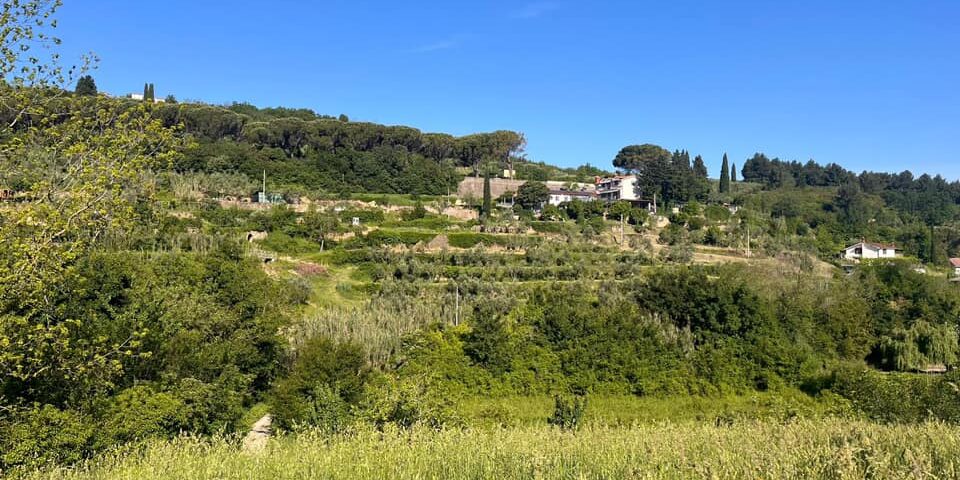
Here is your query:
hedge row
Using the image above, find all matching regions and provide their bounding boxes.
[446,233,540,249]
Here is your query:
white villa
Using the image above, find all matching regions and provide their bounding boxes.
[841,241,899,262]
[596,175,639,202]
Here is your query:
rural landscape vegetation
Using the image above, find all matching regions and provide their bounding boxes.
[3,1,960,479]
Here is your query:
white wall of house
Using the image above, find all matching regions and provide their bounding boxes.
[842,242,898,261]
[548,192,595,206]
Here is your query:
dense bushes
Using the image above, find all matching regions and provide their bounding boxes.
[386,267,810,397]
[0,247,298,471]
[0,406,95,471]
[827,368,960,423]
[270,337,369,431]
[374,261,960,404]
[361,229,436,247]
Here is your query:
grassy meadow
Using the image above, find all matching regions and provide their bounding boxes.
[25,420,960,480]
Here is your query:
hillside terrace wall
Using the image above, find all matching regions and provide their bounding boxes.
[457,177,526,201]
[457,177,594,201]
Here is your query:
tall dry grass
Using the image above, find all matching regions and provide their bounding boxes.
[24,420,960,479]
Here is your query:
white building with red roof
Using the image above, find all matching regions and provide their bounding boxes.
[949,258,960,277]
[842,241,899,262]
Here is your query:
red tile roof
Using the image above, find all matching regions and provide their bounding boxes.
[950,258,960,268]
[847,241,897,250]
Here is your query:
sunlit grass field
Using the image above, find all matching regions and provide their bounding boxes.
[25,420,960,480]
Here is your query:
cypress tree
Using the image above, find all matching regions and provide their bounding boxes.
[731,163,737,183]
[143,83,149,101]
[719,153,731,193]
[692,155,708,178]
[690,155,710,201]
[147,83,155,102]
[482,170,492,219]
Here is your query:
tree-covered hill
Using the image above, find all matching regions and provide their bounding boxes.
[154,101,528,196]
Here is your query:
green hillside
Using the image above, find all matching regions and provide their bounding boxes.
[6,3,960,478]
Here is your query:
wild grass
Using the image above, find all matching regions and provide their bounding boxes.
[24,420,960,479]
[460,390,852,427]
[289,288,456,365]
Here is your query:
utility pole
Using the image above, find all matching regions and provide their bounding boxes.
[620,214,625,247]
[745,223,752,257]
[454,284,460,326]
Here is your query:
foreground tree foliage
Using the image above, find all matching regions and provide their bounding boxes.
[0,2,291,471]
[0,99,181,388]
[0,2,173,392]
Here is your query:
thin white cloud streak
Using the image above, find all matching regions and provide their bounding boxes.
[511,2,560,19]
[409,39,459,53]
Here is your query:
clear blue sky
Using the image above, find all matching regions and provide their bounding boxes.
[55,0,960,179]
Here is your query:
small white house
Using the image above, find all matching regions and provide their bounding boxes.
[842,241,899,262]
[949,258,960,277]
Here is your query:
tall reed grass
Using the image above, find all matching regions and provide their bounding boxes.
[25,420,960,479]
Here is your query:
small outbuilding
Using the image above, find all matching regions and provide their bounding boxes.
[950,258,960,277]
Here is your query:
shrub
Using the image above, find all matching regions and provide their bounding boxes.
[385,216,453,230]
[447,233,527,249]
[578,217,607,237]
[704,205,731,223]
[96,386,186,447]
[547,394,588,431]
[681,202,702,217]
[658,224,686,245]
[828,367,960,423]
[0,405,94,471]
[359,375,464,430]
[259,232,321,254]
[402,202,428,221]
[270,337,369,431]
[339,208,385,225]
[529,222,561,233]
[703,226,723,245]
[363,229,436,247]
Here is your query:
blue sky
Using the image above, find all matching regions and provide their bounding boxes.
[55,1,960,178]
